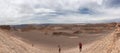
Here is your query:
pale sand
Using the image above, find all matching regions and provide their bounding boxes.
[1,29,120,53]
[10,30,112,53]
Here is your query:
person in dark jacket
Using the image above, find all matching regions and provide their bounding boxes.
[58,45,61,53]
[79,42,82,52]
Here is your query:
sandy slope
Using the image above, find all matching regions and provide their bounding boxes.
[0,29,43,53]
[0,25,120,53]
[11,30,111,53]
[61,28,120,53]
[81,27,120,53]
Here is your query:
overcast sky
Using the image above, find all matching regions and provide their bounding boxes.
[0,0,120,25]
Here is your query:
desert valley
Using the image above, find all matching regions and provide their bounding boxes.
[0,23,120,53]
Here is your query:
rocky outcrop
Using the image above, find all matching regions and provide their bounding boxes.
[0,25,11,30]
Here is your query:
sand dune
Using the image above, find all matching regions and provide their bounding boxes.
[0,23,120,53]
[82,25,120,53]
[0,30,120,53]
[0,29,43,53]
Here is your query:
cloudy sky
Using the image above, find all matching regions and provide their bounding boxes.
[0,0,120,25]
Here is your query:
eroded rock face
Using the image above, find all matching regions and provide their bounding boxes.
[0,25,11,30]
[52,32,75,36]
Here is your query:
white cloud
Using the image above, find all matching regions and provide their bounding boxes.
[0,0,120,25]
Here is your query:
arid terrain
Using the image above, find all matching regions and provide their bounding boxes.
[0,23,120,53]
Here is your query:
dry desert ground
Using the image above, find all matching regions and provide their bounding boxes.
[0,23,120,53]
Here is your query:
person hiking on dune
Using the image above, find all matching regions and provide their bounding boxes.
[58,45,61,53]
[79,42,82,52]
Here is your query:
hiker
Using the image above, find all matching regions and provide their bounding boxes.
[58,45,61,53]
[79,42,82,52]
[32,44,34,47]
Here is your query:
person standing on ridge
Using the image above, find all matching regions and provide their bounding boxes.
[58,45,61,53]
[79,42,82,52]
